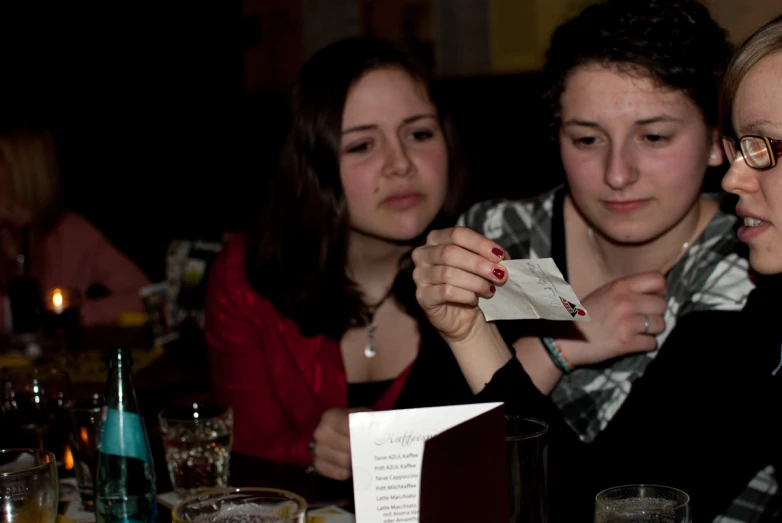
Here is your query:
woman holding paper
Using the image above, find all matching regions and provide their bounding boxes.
[204,37,476,481]
[412,0,780,521]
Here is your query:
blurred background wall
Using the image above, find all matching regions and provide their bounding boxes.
[0,0,777,280]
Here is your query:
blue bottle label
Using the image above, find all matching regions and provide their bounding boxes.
[99,407,150,462]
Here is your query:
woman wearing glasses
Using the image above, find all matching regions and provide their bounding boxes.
[412,0,780,521]
[722,16,782,275]
[720,8,782,436]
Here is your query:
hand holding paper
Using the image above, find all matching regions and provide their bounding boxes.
[411,227,589,344]
[478,258,590,322]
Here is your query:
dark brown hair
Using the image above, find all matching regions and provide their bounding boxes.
[543,0,733,137]
[245,37,467,339]
[720,15,782,137]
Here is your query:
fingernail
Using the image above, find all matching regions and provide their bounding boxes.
[491,247,504,258]
[489,285,496,294]
[493,268,505,280]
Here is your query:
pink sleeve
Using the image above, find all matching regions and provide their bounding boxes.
[50,213,151,326]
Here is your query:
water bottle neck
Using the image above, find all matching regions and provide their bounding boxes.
[105,350,139,412]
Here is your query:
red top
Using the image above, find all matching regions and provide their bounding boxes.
[204,236,413,466]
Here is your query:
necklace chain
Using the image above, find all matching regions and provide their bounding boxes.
[362,287,394,359]
[586,226,697,279]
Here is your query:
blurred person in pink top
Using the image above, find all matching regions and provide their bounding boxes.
[0,130,150,329]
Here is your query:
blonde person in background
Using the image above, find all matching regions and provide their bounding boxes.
[0,130,150,329]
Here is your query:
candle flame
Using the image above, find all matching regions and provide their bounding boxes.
[64,443,74,470]
[52,289,63,308]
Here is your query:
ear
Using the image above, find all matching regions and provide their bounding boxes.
[708,128,724,167]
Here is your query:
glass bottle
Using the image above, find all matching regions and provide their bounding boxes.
[95,348,157,523]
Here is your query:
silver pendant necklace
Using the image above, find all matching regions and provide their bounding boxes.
[362,289,393,359]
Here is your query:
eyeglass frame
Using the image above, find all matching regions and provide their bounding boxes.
[722,134,782,170]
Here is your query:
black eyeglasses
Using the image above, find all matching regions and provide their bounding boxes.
[723,135,782,170]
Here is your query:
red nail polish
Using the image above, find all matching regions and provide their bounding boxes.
[493,268,505,280]
[491,247,504,258]
[489,285,496,293]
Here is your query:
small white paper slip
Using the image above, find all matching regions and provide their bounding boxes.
[478,258,590,322]
[349,402,502,523]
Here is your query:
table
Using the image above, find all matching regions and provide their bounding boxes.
[6,327,354,520]
[230,453,354,510]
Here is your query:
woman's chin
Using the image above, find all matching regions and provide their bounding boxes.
[352,223,430,245]
[749,249,782,276]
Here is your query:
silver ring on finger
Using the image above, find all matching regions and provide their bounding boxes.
[643,314,650,335]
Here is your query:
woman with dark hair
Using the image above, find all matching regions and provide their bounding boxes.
[204,37,472,481]
[412,0,780,520]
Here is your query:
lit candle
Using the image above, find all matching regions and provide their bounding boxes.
[47,288,70,314]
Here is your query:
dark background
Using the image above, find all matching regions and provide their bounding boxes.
[0,3,599,282]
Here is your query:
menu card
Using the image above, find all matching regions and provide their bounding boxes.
[350,402,508,523]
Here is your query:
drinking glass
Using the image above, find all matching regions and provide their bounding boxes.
[594,484,691,523]
[0,448,59,523]
[506,416,548,523]
[158,402,233,496]
[67,394,103,509]
[0,364,72,453]
[171,487,307,522]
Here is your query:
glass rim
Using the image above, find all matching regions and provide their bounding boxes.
[595,483,690,508]
[505,415,548,441]
[69,399,103,413]
[69,404,102,413]
[0,448,57,478]
[172,487,308,522]
[158,404,233,423]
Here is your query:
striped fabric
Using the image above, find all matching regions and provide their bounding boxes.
[459,187,781,522]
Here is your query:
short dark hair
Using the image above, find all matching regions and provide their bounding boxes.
[245,37,467,339]
[544,0,732,137]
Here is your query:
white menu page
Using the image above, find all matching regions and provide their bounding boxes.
[349,402,503,523]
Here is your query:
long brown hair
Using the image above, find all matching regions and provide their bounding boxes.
[245,37,468,339]
[720,15,782,137]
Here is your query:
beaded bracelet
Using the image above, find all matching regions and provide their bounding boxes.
[540,336,573,374]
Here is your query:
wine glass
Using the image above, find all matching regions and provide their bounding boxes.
[594,484,691,523]
[0,364,72,453]
[0,448,59,523]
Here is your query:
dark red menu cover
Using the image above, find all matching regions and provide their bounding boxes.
[418,404,509,522]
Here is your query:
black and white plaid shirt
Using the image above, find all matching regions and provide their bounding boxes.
[460,187,781,522]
